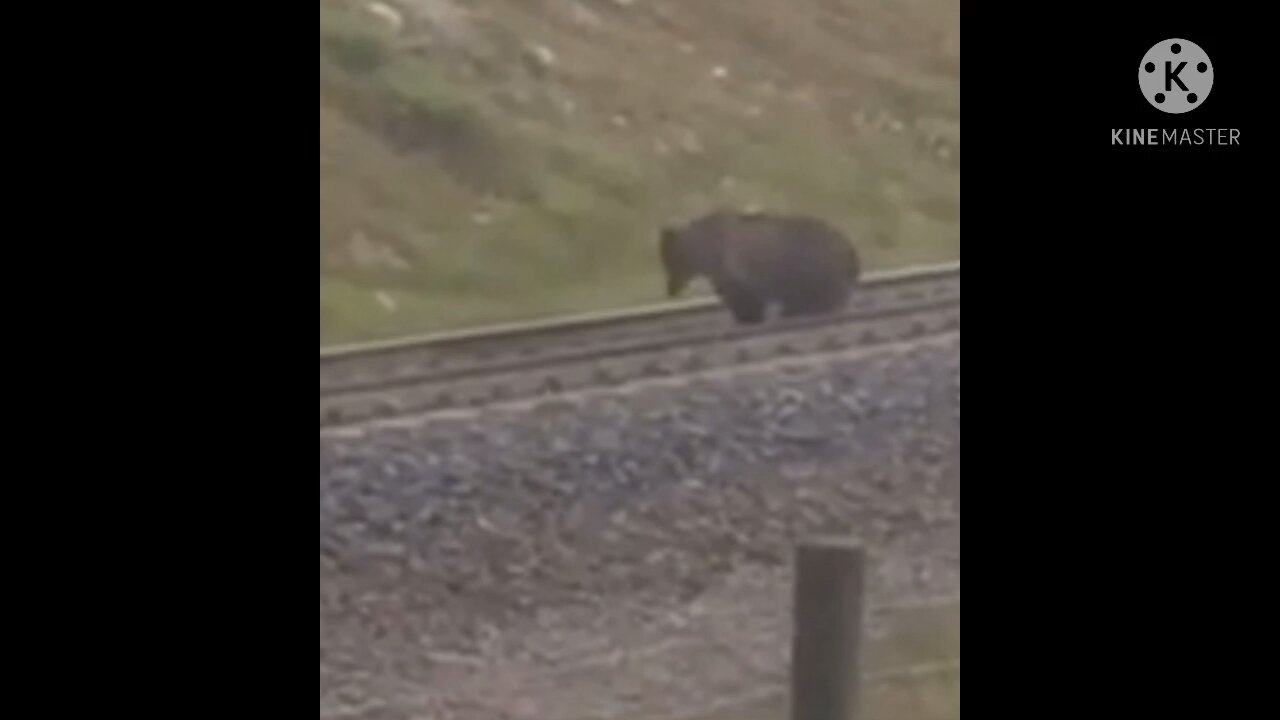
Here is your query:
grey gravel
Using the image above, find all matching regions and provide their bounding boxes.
[320,335,960,720]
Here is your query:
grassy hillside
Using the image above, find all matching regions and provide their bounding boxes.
[319,0,959,345]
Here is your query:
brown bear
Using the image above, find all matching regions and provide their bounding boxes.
[659,208,861,324]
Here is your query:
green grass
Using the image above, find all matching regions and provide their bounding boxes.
[319,0,959,346]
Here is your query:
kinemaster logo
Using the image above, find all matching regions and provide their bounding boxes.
[1111,38,1240,147]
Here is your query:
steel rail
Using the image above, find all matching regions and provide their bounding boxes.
[320,261,959,393]
[321,293,959,428]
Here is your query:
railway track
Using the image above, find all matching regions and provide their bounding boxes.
[320,262,959,428]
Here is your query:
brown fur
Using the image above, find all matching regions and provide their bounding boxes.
[659,209,860,324]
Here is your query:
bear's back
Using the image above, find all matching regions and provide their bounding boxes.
[720,212,858,290]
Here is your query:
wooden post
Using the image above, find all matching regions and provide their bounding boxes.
[789,537,867,720]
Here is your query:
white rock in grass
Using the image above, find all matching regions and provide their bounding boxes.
[365,3,404,33]
[374,290,397,313]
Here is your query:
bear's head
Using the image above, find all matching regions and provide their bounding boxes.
[659,226,695,297]
[659,213,735,297]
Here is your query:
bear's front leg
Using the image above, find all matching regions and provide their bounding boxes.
[724,291,767,324]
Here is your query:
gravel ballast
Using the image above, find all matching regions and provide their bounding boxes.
[320,333,960,720]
